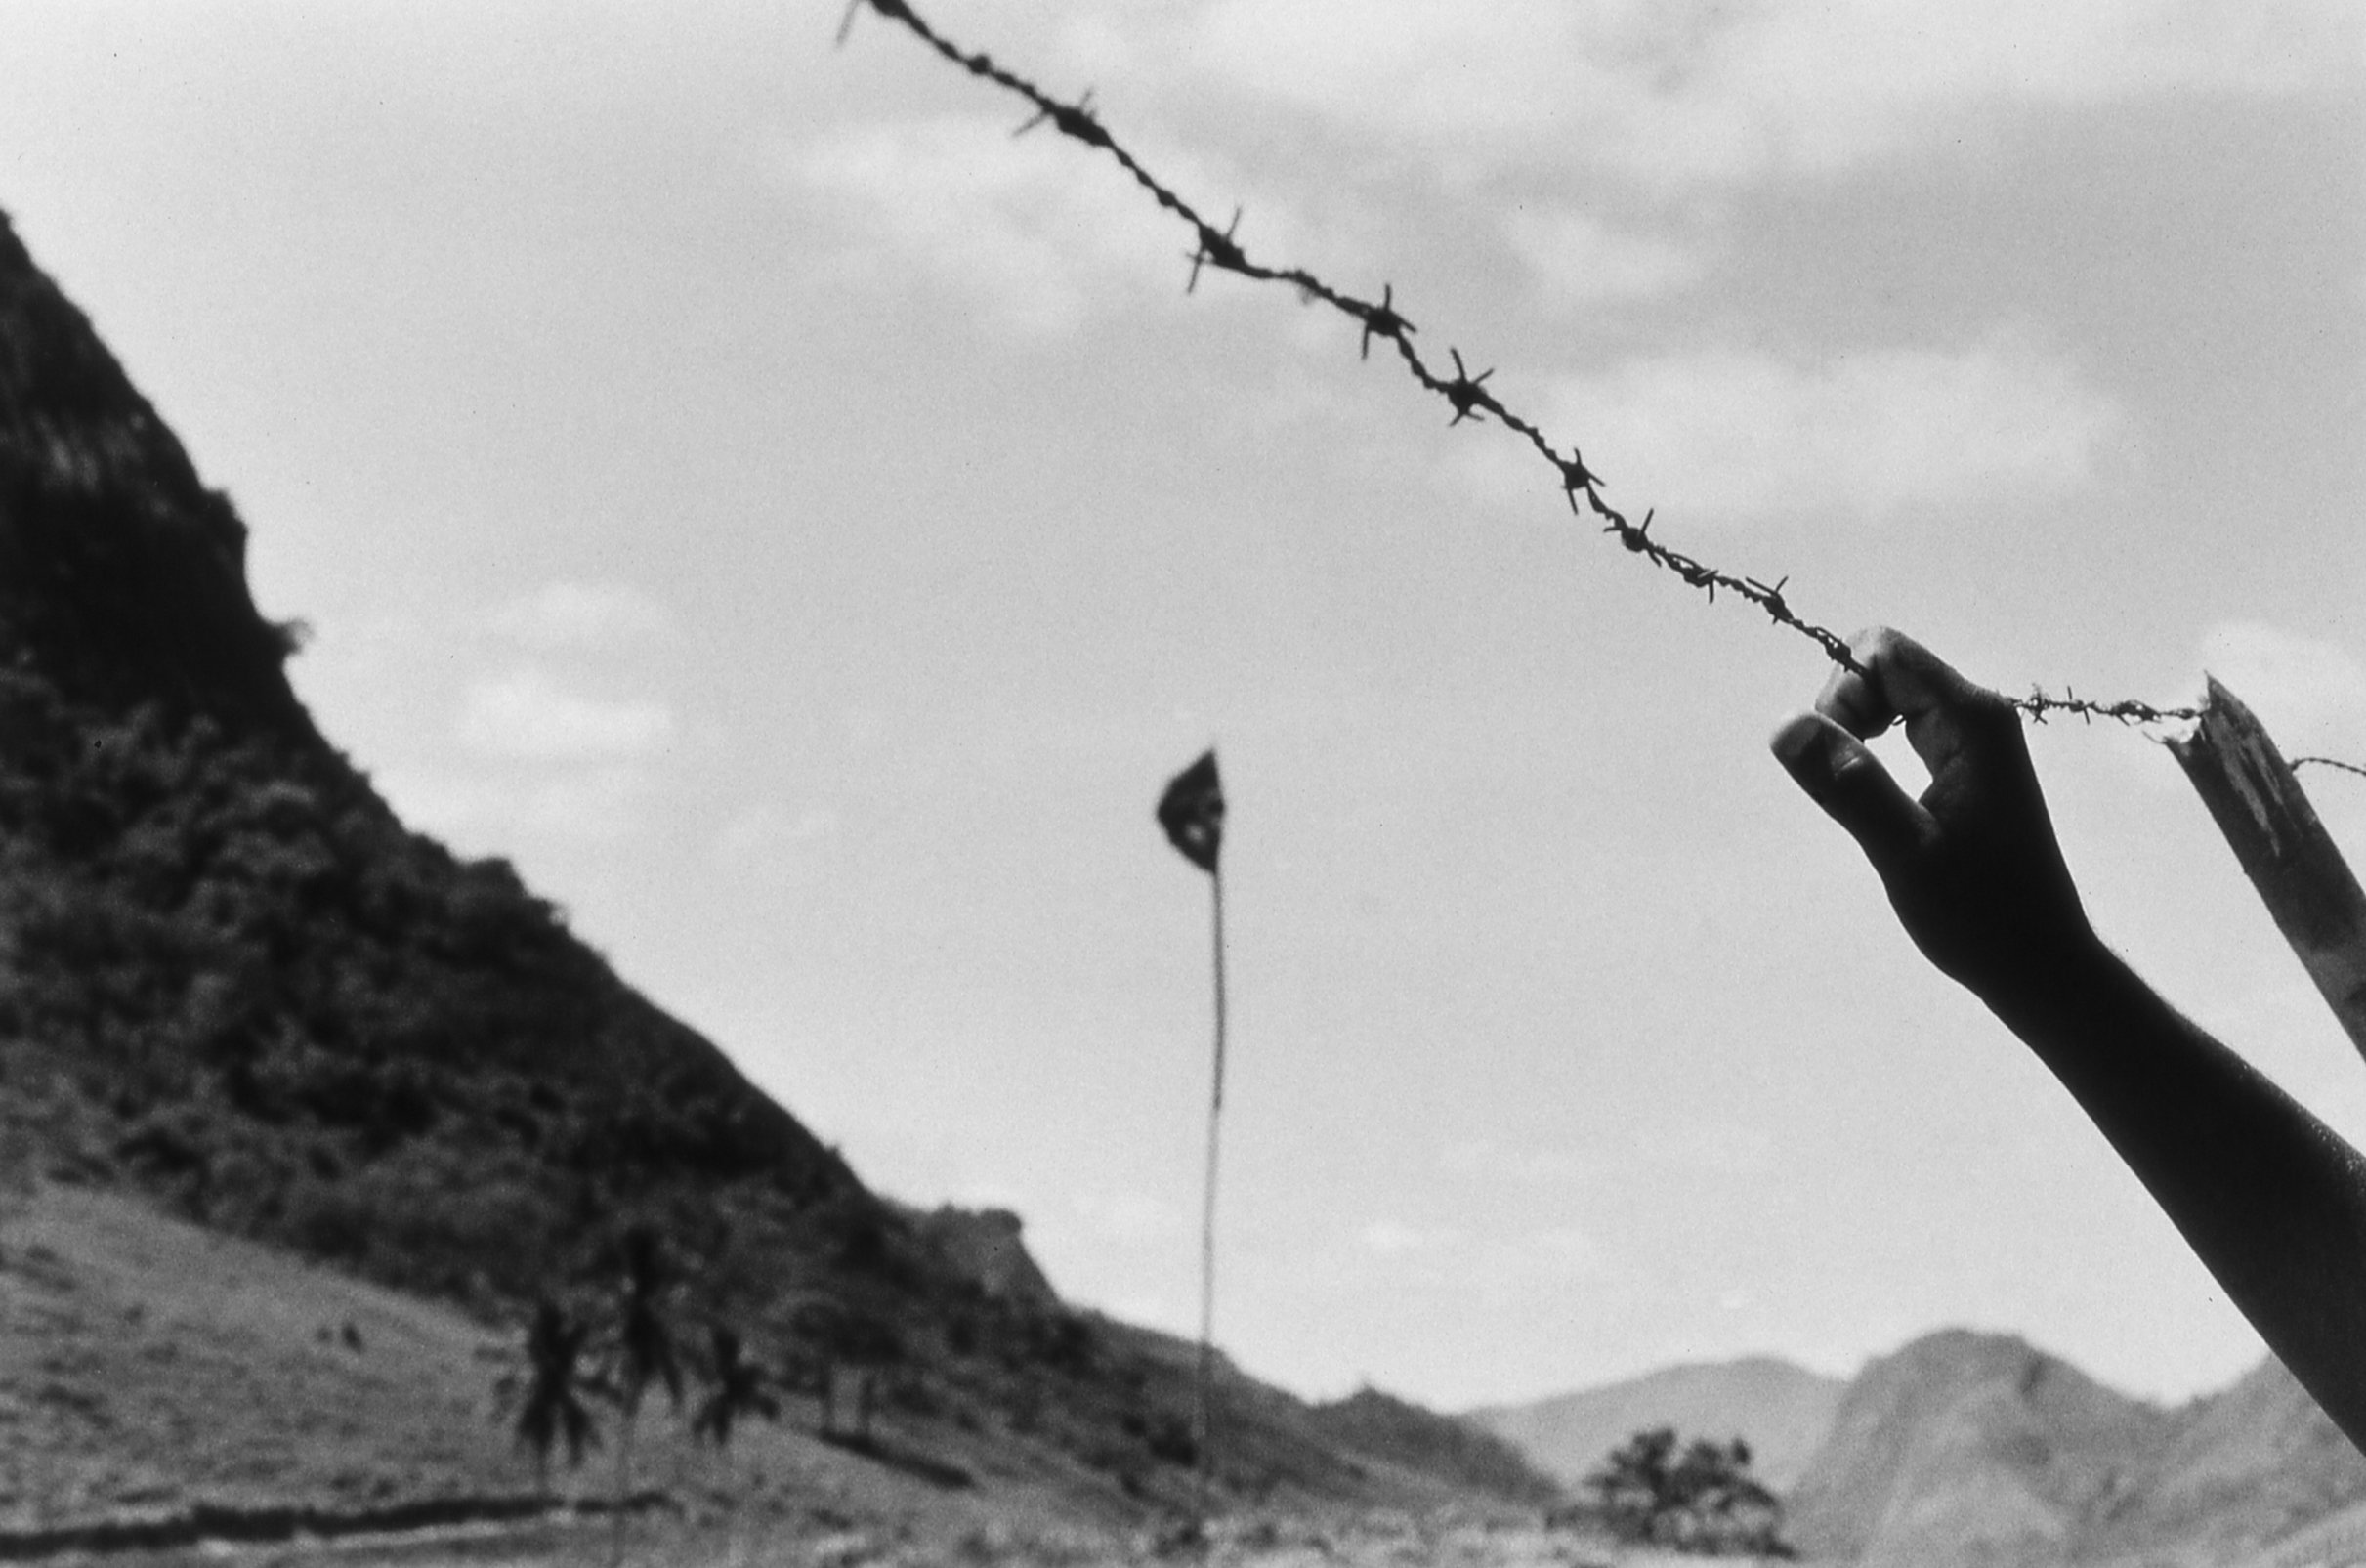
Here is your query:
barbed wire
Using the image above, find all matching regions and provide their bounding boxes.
[834,0,2353,739]
[2296,757,2366,782]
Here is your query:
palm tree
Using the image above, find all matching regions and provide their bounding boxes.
[501,1298,600,1497]
[694,1324,782,1566]
[605,1224,683,1568]
[693,1323,782,1454]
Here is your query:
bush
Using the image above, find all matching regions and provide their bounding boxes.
[1582,1427,1794,1558]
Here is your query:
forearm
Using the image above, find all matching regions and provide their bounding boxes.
[1981,942,2366,1446]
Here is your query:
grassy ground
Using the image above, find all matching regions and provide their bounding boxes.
[0,1180,520,1526]
[6,1183,1763,1568]
[0,1180,1226,1558]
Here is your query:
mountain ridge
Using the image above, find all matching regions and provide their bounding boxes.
[1478,1328,2366,1568]
[1464,1353,1842,1494]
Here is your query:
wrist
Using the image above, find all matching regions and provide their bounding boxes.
[1967,925,2120,1034]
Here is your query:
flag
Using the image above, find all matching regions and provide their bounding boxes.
[1158,749,1224,873]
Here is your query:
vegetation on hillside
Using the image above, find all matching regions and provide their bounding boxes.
[1307,1388,1560,1507]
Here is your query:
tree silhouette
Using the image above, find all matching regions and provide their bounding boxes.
[695,1324,782,1562]
[603,1225,684,1567]
[794,1296,900,1445]
[1586,1426,1793,1557]
[500,1298,600,1497]
[694,1323,782,1450]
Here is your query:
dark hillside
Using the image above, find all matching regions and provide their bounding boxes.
[0,201,867,1309]
[1306,1387,1561,1507]
[0,215,312,738]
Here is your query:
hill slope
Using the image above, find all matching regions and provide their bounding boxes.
[2081,1355,2366,1565]
[0,206,1555,1531]
[1788,1330,2162,1568]
[1785,1329,2366,1568]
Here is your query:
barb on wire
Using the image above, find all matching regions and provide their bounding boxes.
[845,0,2231,725]
[1355,284,1414,362]
[2019,689,2204,727]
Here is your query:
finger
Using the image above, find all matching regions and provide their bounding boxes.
[1770,709,1935,878]
[1816,626,1997,776]
[1813,626,1980,734]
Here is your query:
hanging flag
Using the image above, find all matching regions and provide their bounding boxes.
[1158,749,1224,874]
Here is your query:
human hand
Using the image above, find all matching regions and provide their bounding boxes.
[1769,627,2100,1002]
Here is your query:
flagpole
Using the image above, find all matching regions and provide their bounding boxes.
[1156,748,1227,1533]
[1195,863,1226,1524]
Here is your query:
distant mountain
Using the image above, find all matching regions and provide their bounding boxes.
[1786,1329,2366,1568]
[1472,1329,2366,1568]
[2081,1355,2366,1566]
[1788,1329,2161,1567]
[1465,1355,1843,1493]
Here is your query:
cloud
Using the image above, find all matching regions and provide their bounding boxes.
[458,667,673,762]
[371,761,655,847]
[711,802,839,867]
[1165,0,2354,188]
[1070,1189,1181,1248]
[1358,1220,1439,1257]
[790,112,1269,334]
[513,764,655,844]
[488,581,670,649]
[1438,1137,1606,1187]
[2195,622,2366,744]
[1504,209,1710,309]
[1500,1224,1613,1285]
[1499,335,2124,524]
[708,802,841,884]
[1656,1121,1778,1178]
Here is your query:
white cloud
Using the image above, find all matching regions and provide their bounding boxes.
[1181,0,1609,160]
[489,581,670,648]
[370,761,655,847]
[458,667,673,762]
[2195,621,2366,745]
[1509,335,2124,524]
[711,802,840,869]
[1166,0,2355,187]
[1656,1121,1778,1178]
[1070,1189,1180,1248]
[369,765,503,846]
[514,764,655,844]
[1437,1137,1605,1187]
[1504,1224,1612,1284]
[708,803,841,885]
[790,112,1276,334]
[1358,1220,1436,1257]
[1504,209,1709,309]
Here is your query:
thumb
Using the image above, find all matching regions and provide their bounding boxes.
[1770,710,1933,879]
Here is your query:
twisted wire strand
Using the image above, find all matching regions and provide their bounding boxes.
[841,0,2246,731]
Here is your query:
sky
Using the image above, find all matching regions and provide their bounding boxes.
[1,0,2362,1414]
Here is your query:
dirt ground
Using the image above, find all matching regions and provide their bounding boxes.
[71,1505,1748,1568]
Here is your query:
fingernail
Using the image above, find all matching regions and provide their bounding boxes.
[1769,715,1832,791]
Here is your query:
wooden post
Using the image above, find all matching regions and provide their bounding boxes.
[2166,676,2366,1062]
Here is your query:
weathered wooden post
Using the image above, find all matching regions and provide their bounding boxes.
[2166,676,2366,1061]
